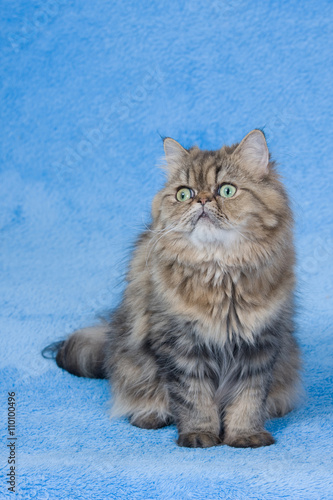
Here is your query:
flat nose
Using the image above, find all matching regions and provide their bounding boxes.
[197,192,212,205]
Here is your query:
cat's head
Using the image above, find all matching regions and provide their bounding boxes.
[152,130,292,263]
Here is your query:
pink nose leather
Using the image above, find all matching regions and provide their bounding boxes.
[198,196,212,205]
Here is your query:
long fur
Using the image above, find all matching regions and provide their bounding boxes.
[46,131,301,448]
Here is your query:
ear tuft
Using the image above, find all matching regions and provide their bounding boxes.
[163,138,188,171]
[233,130,269,177]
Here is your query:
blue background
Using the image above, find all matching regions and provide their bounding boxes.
[0,1,332,498]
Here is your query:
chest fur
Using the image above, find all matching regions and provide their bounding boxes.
[154,260,282,345]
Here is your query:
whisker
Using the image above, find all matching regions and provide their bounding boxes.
[145,221,182,267]
[221,218,253,242]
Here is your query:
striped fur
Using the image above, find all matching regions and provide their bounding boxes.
[51,130,301,448]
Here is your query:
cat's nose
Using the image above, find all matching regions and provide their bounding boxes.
[197,193,212,205]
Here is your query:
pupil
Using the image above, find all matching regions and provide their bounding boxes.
[225,187,230,195]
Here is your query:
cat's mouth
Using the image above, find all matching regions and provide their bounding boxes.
[195,209,215,225]
[192,208,231,231]
[198,212,210,220]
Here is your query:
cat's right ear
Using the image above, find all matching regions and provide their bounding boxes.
[163,138,189,175]
[232,130,269,178]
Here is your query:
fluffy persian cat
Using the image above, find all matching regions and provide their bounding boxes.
[45,130,301,448]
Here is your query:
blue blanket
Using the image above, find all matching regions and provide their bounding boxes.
[1,1,332,498]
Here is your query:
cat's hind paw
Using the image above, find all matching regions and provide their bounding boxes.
[130,413,172,430]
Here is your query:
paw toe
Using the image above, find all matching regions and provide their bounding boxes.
[224,431,275,448]
[177,432,221,448]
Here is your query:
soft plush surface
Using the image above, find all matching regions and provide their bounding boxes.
[1,1,332,499]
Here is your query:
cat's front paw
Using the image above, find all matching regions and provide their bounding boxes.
[177,432,221,448]
[224,430,275,448]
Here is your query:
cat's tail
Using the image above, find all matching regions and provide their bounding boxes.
[42,325,109,379]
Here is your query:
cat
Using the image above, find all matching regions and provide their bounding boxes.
[44,129,301,448]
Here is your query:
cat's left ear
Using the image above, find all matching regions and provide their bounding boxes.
[163,138,189,174]
[232,130,269,178]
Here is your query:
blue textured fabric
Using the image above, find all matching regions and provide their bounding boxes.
[1,1,332,498]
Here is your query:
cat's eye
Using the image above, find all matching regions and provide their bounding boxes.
[218,184,237,198]
[176,187,193,202]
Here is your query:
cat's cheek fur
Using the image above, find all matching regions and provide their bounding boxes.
[45,131,301,449]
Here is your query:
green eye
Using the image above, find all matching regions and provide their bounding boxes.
[219,184,237,198]
[176,187,193,202]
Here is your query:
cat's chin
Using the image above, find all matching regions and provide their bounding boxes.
[189,223,241,247]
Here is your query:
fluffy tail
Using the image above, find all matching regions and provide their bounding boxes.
[42,325,109,379]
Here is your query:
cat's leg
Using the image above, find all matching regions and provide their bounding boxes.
[266,335,301,418]
[222,329,284,448]
[108,351,172,429]
[145,331,222,447]
[172,378,221,448]
[222,376,275,448]
[167,368,221,448]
